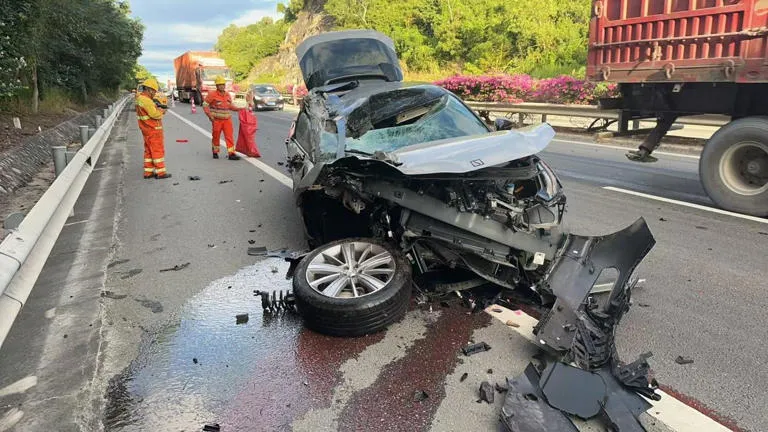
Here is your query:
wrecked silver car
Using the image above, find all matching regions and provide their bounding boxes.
[285,30,569,335]
[283,30,661,431]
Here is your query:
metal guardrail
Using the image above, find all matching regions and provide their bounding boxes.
[0,95,130,349]
[279,94,728,129]
[463,101,730,128]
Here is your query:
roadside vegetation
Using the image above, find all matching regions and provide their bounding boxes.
[216,0,592,97]
[0,0,144,116]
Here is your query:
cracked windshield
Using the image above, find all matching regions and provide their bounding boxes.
[0,0,766,432]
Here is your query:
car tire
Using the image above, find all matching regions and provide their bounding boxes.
[700,116,768,217]
[292,238,412,337]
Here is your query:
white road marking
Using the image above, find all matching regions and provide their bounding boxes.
[0,376,37,397]
[44,308,56,319]
[63,220,88,227]
[167,110,293,188]
[0,408,23,432]
[603,186,768,224]
[553,138,700,160]
[485,306,732,432]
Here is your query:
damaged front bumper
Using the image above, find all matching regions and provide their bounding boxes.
[501,217,659,432]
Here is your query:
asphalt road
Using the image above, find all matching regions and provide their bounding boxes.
[0,103,766,432]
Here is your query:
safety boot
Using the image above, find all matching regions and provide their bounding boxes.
[228,154,241,161]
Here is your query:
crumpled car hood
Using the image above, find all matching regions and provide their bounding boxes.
[386,123,556,175]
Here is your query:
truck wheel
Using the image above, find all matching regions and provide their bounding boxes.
[193,92,202,106]
[292,238,411,337]
[700,117,768,217]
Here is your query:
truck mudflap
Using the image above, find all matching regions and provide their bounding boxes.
[500,218,659,431]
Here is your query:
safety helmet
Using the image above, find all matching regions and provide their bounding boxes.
[214,75,227,85]
[143,78,159,92]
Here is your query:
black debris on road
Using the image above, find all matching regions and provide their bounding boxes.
[235,313,249,325]
[159,262,190,272]
[460,372,468,382]
[188,176,201,181]
[413,390,429,402]
[462,342,491,356]
[675,355,694,365]
[101,291,127,300]
[479,381,494,403]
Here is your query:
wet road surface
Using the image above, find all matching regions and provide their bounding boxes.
[1,103,766,431]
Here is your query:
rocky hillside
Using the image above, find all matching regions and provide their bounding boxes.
[247,1,333,85]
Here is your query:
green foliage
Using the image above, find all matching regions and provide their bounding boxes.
[278,0,304,23]
[215,18,289,82]
[322,0,590,77]
[0,0,143,111]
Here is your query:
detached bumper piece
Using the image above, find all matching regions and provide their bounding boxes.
[501,218,659,431]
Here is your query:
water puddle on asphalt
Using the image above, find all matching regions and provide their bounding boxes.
[103,258,304,431]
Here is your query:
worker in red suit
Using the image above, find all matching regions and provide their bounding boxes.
[203,75,241,160]
[135,78,171,179]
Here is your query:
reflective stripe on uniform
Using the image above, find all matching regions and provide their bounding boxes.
[144,167,155,172]
[144,158,152,162]
[202,102,210,107]
[137,115,150,120]
[153,158,165,163]
[156,167,167,173]
[154,126,163,130]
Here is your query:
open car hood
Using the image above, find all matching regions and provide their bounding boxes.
[386,123,556,175]
[296,30,404,90]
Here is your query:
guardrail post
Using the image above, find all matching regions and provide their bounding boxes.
[52,146,67,178]
[88,127,96,140]
[632,119,640,130]
[541,114,548,123]
[103,108,109,119]
[95,115,102,128]
[80,125,89,145]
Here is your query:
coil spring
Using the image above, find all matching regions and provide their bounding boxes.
[254,289,296,313]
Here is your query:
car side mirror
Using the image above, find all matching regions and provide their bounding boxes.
[494,118,515,131]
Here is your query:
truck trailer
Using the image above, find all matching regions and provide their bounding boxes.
[173,51,234,105]
[588,0,768,216]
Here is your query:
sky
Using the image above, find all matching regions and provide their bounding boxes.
[129,0,282,83]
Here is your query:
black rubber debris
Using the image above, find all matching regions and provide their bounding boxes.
[638,303,651,308]
[659,217,667,222]
[460,372,468,382]
[207,244,215,248]
[495,382,508,393]
[193,358,198,364]
[188,176,201,181]
[479,381,494,403]
[218,180,233,184]
[258,224,262,228]
[462,342,491,356]
[248,240,256,244]
[247,246,268,256]
[413,390,429,402]
[487,368,494,374]
[675,355,694,365]
[235,313,249,325]
[249,230,256,233]
[695,226,708,230]
[277,162,284,166]
[759,231,768,236]
[172,182,179,185]
[101,291,127,300]
[202,423,220,431]
[160,262,190,272]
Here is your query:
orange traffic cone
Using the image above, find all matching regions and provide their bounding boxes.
[191,97,197,114]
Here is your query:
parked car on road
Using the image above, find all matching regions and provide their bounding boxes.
[250,84,284,111]
[285,30,654,344]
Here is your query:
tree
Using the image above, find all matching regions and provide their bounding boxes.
[215,18,289,81]
[0,0,144,112]
[277,0,304,22]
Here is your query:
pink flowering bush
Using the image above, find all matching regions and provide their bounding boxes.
[435,74,618,105]
[285,83,308,98]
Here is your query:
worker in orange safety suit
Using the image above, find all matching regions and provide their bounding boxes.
[203,75,242,160]
[135,78,171,179]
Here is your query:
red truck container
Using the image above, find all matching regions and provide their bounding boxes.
[588,0,768,216]
[173,51,234,105]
